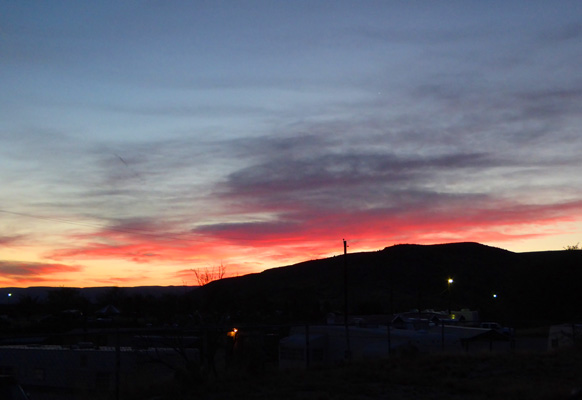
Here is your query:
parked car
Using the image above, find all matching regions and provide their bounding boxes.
[480,322,514,336]
[0,376,29,400]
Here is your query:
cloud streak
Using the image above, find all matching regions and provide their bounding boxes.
[0,261,83,285]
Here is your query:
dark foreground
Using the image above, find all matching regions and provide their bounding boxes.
[146,347,582,400]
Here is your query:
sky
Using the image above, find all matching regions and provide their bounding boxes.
[1,1,582,288]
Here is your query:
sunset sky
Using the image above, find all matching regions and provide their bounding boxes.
[1,1,582,288]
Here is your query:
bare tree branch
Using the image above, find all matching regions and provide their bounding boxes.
[192,264,226,286]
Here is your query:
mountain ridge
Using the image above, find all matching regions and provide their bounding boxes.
[192,242,582,325]
[2,242,580,327]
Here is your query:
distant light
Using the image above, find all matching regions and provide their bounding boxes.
[493,294,497,298]
[448,278,454,284]
[7,293,11,297]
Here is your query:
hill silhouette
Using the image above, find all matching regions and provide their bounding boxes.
[192,242,582,326]
[0,285,189,304]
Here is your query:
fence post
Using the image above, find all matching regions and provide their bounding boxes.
[387,320,391,356]
[441,320,445,352]
[115,327,120,400]
[305,324,310,368]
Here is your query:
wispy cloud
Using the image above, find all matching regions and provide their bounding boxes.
[540,22,582,43]
[0,235,25,246]
[0,261,83,285]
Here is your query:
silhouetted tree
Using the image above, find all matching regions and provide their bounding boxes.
[192,264,226,286]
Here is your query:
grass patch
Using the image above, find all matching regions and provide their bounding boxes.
[130,347,582,399]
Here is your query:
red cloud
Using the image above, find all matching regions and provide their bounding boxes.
[195,199,582,247]
[45,222,244,281]
[40,198,582,284]
[186,198,582,269]
[89,274,155,286]
[0,261,82,277]
[0,261,83,286]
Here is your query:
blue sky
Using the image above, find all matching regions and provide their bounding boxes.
[1,1,582,287]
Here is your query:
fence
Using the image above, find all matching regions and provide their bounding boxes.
[0,328,200,400]
[0,319,566,399]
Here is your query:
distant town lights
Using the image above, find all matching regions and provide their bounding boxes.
[447,278,454,284]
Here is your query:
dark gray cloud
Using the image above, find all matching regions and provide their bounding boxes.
[0,261,82,277]
[225,151,496,197]
[0,235,24,246]
[193,138,509,239]
[516,88,582,120]
[540,22,582,43]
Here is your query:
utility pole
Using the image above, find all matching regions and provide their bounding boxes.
[388,260,393,355]
[343,239,351,361]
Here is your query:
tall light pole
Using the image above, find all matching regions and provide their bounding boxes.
[447,278,454,315]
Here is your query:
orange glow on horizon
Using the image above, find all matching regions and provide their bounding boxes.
[0,209,580,288]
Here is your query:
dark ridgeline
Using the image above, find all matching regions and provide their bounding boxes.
[191,242,582,327]
[1,242,581,327]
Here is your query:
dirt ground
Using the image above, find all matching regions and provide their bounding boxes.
[145,346,582,400]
